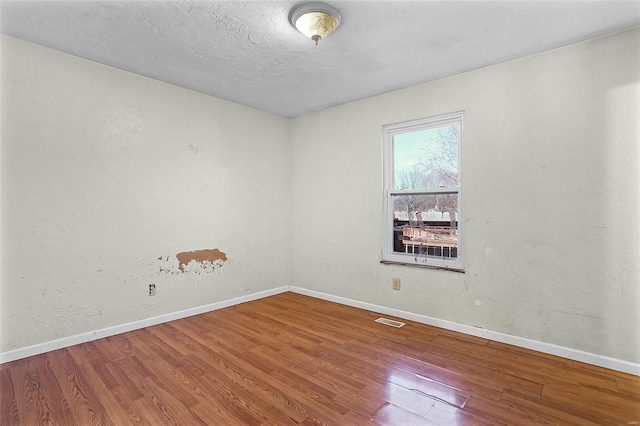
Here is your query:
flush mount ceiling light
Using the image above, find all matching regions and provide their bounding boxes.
[289,2,342,45]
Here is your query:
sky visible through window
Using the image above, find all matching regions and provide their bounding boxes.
[393,128,436,171]
[393,124,459,191]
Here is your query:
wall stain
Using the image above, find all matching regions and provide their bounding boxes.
[188,144,203,154]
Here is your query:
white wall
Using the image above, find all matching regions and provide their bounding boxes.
[1,36,290,352]
[290,28,640,364]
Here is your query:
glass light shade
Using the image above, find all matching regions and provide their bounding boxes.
[289,3,341,45]
[294,11,338,43]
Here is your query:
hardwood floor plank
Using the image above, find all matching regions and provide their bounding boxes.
[197,371,286,426]
[114,355,152,380]
[487,340,570,366]
[89,359,120,390]
[434,336,578,394]
[140,375,204,424]
[500,388,605,425]
[387,353,505,402]
[106,385,145,424]
[74,361,134,425]
[28,354,75,424]
[337,410,378,425]
[423,400,495,425]
[252,302,351,346]
[562,367,622,392]
[164,332,312,425]
[385,367,471,408]
[488,340,631,391]
[132,393,183,426]
[0,367,20,425]
[162,322,318,424]
[256,344,386,419]
[375,336,546,398]
[374,403,437,426]
[170,339,301,424]
[129,332,196,376]
[463,394,558,425]
[67,341,108,366]
[541,383,640,424]
[2,292,638,425]
[103,360,146,402]
[144,363,201,409]
[554,380,640,413]
[186,336,336,424]
[169,363,266,425]
[189,401,237,425]
[379,381,437,416]
[200,313,288,353]
[111,360,191,425]
[45,349,108,425]
[331,387,389,420]
[102,334,149,362]
[7,360,41,425]
[91,336,128,363]
[618,375,640,398]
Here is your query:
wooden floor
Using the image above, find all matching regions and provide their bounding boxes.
[1,292,639,425]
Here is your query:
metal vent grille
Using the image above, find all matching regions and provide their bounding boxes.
[375,317,406,328]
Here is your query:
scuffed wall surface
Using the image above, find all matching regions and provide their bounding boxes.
[0,36,290,352]
[290,28,640,363]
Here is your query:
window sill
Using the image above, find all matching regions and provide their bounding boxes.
[380,259,465,273]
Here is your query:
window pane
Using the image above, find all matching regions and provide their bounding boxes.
[392,194,458,259]
[393,123,459,190]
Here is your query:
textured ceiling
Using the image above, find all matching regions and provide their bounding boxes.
[2,1,639,118]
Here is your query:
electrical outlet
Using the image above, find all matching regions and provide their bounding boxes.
[392,278,401,290]
[149,284,156,296]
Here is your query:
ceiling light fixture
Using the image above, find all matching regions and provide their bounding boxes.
[289,2,341,45]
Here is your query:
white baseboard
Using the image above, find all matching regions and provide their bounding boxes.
[0,286,288,364]
[289,286,640,376]
[3,285,638,376]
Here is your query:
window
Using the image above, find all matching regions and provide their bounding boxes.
[382,112,464,270]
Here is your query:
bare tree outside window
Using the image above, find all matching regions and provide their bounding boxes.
[393,124,459,216]
[419,125,459,188]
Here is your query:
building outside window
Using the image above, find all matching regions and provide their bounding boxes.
[382,111,464,271]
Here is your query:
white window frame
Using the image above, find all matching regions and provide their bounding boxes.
[381,111,464,271]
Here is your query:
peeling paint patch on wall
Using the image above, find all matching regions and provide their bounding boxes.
[176,249,227,272]
[155,249,227,275]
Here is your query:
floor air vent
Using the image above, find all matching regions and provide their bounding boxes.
[375,317,405,328]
